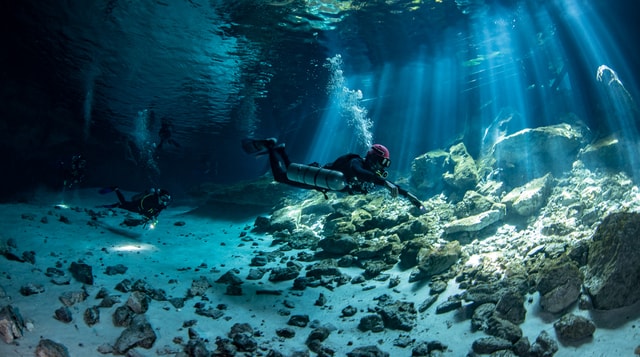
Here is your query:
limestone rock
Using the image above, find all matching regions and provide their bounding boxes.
[553,313,595,341]
[399,240,428,270]
[578,135,629,173]
[454,190,498,218]
[495,289,526,324]
[471,336,513,354]
[35,338,70,357]
[444,208,505,234]
[19,283,45,296]
[126,291,150,314]
[54,306,73,323]
[443,142,479,192]
[584,212,640,310]
[376,300,417,331]
[410,149,451,196]
[189,276,212,297]
[491,123,584,186]
[501,174,554,216]
[485,315,523,343]
[536,260,582,313]
[69,261,93,285]
[0,305,24,343]
[528,330,558,356]
[317,236,357,255]
[268,263,301,282]
[83,306,100,327]
[347,345,390,357]
[410,241,461,282]
[59,290,88,307]
[104,264,128,276]
[113,315,157,354]
[358,314,385,332]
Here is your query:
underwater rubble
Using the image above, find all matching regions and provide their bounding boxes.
[227,121,640,355]
[2,123,640,356]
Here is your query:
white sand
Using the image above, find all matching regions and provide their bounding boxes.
[0,188,638,356]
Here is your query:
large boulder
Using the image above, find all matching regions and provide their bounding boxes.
[491,123,584,186]
[410,149,452,197]
[536,260,583,313]
[578,135,636,175]
[443,142,479,192]
[584,212,640,310]
[501,174,554,217]
[409,241,462,282]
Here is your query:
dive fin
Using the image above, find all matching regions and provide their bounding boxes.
[98,187,118,194]
[241,138,277,155]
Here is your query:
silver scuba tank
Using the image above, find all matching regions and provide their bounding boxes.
[286,163,347,191]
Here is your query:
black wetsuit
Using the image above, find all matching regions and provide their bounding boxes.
[267,146,424,210]
[112,189,166,220]
[269,147,386,194]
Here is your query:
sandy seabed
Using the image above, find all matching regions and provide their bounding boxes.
[0,188,638,357]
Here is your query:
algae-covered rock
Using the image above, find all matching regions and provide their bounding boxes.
[536,260,583,313]
[410,241,462,282]
[584,212,640,310]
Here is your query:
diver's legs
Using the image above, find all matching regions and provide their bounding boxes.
[242,138,277,155]
[269,146,290,183]
[114,188,127,205]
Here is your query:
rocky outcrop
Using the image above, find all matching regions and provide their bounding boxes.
[443,142,479,192]
[578,135,631,173]
[410,149,451,197]
[501,173,554,217]
[491,123,585,186]
[584,212,640,310]
[409,241,462,282]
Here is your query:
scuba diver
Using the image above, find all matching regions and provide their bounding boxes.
[60,154,87,188]
[242,138,424,211]
[99,187,172,227]
[155,117,181,154]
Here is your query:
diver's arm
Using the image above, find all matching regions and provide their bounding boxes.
[383,181,399,197]
[350,159,387,186]
[396,186,425,211]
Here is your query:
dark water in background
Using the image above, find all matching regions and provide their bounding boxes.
[1,0,639,200]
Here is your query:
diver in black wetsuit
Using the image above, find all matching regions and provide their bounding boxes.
[242,138,424,210]
[155,117,181,153]
[100,187,172,226]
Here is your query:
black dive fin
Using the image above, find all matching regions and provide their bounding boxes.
[241,138,276,155]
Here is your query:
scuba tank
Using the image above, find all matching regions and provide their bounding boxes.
[286,163,347,191]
